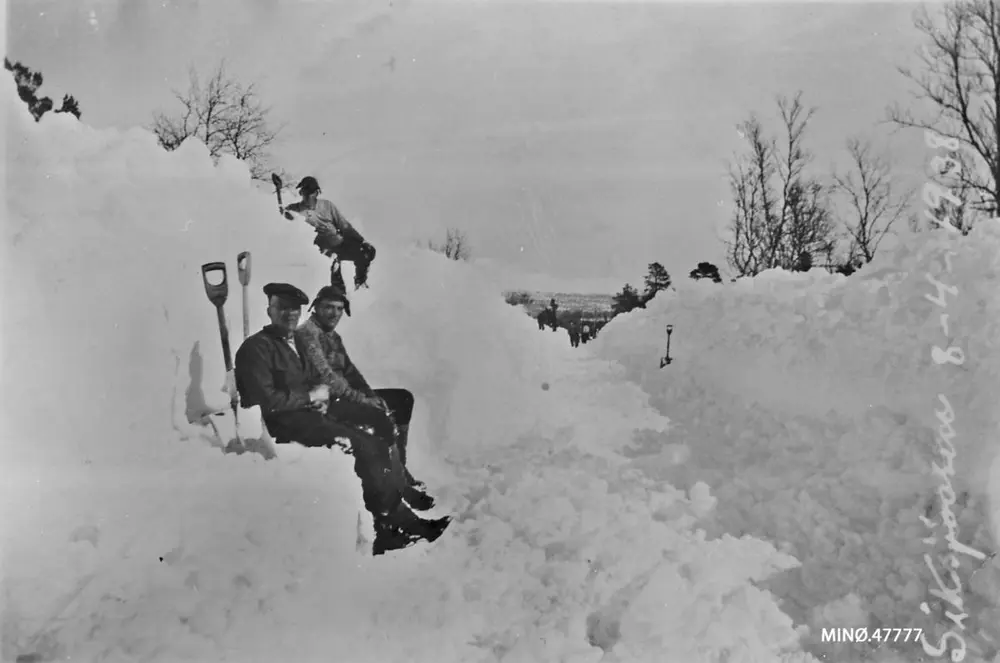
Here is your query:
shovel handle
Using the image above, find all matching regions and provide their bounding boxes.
[201,262,228,307]
[237,252,251,286]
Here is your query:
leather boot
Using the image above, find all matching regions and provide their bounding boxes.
[395,424,425,490]
[373,501,450,555]
[354,261,370,290]
[330,260,347,291]
[403,485,434,511]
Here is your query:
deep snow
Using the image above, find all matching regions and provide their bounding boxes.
[2,74,998,663]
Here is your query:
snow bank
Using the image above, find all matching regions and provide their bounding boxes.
[1,76,819,662]
[594,223,1000,660]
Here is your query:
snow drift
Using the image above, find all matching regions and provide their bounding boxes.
[1,75,825,663]
[594,224,1000,660]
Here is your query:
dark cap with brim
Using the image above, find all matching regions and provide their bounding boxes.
[263,282,309,307]
[297,176,320,193]
[310,285,351,316]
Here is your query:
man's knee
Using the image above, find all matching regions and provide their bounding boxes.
[269,411,365,450]
[328,403,393,439]
[376,388,414,417]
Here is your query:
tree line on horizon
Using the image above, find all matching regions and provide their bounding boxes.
[7,0,995,284]
[720,0,996,280]
[599,0,1000,320]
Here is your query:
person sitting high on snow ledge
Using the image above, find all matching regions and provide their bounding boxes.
[282,176,376,291]
[295,285,427,491]
[233,282,449,555]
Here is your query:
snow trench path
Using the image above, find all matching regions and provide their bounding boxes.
[628,366,1000,662]
[4,355,810,663]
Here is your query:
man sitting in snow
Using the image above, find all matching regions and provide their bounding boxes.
[234,282,449,554]
[282,176,376,291]
[295,285,427,491]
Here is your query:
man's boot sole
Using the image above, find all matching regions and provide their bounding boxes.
[372,517,450,555]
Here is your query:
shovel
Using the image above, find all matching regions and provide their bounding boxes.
[201,262,244,452]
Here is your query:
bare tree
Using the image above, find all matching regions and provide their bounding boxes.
[725,92,836,277]
[727,117,773,276]
[427,228,471,261]
[151,60,282,181]
[783,179,837,266]
[887,0,1000,228]
[831,137,913,263]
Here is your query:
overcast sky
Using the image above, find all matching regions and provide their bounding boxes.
[8,0,934,293]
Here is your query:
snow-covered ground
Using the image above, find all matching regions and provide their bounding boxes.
[2,75,998,663]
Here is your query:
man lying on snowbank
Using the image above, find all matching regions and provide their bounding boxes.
[233,282,449,554]
[295,285,426,491]
[282,176,376,291]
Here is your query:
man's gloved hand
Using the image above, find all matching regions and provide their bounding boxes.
[360,241,376,262]
[361,395,391,415]
[309,384,330,409]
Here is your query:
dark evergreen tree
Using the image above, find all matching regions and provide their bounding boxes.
[792,251,813,272]
[642,262,672,302]
[56,94,81,119]
[612,284,644,315]
[5,58,82,121]
[689,262,723,283]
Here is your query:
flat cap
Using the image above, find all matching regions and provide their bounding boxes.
[310,285,351,316]
[263,282,309,306]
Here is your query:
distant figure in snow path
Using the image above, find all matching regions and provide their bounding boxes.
[283,176,376,291]
[568,322,580,348]
[234,282,448,554]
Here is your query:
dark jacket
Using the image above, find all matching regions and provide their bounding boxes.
[234,324,322,416]
[295,316,375,403]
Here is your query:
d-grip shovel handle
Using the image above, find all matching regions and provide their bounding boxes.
[237,252,251,286]
[201,262,229,308]
[201,261,234,373]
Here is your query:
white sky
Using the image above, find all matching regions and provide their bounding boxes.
[7,0,932,292]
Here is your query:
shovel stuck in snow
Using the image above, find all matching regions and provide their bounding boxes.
[659,324,674,368]
[236,251,278,455]
[201,261,245,454]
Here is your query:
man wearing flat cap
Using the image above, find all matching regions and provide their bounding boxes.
[234,282,449,554]
[282,176,377,291]
[297,285,428,492]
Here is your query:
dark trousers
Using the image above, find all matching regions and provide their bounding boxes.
[327,388,415,465]
[374,388,414,426]
[264,409,408,516]
[330,237,375,287]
